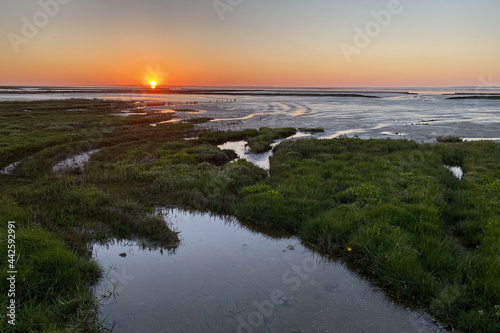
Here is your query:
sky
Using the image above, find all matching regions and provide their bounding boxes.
[1,0,499,87]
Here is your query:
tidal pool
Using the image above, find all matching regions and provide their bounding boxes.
[93,209,448,333]
[52,149,100,172]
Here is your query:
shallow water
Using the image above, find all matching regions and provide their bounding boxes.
[217,132,313,170]
[462,137,500,142]
[217,141,272,170]
[2,87,500,143]
[93,209,447,333]
[0,161,20,175]
[150,119,181,127]
[52,149,100,172]
[203,94,500,143]
[446,166,464,180]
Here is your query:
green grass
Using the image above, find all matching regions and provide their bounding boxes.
[0,228,102,332]
[197,127,296,153]
[246,127,297,153]
[298,127,325,133]
[437,136,463,143]
[245,138,499,332]
[0,100,185,332]
[1,100,499,332]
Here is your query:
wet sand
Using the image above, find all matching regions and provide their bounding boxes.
[112,93,500,144]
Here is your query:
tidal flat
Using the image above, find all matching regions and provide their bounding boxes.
[0,99,499,332]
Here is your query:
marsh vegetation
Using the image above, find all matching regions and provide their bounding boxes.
[0,100,499,332]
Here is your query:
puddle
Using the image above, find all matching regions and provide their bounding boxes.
[381,131,407,137]
[93,208,447,333]
[150,119,181,127]
[210,112,270,122]
[52,149,100,172]
[287,132,312,140]
[112,111,147,116]
[174,109,206,115]
[446,166,463,180]
[321,129,365,139]
[0,161,20,175]
[462,138,500,142]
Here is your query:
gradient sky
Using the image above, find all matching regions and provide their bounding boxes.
[1,0,499,87]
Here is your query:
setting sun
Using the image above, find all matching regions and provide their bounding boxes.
[150,81,157,89]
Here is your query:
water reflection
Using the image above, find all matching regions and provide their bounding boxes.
[93,208,447,333]
[3,89,499,143]
[218,141,272,170]
[445,166,464,180]
[320,129,365,139]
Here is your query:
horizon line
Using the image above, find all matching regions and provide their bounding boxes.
[1,84,499,89]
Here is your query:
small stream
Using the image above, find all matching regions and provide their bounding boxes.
[217,132,314,170]
[93,209,447,333]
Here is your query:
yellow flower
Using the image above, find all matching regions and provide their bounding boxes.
[347,247,352,252]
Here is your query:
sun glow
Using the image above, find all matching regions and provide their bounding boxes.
[150,81,157,89]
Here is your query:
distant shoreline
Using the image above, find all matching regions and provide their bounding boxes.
[1,86,499,98]
[0,88,381,99]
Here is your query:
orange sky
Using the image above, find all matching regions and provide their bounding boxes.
[1,0,499,87]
